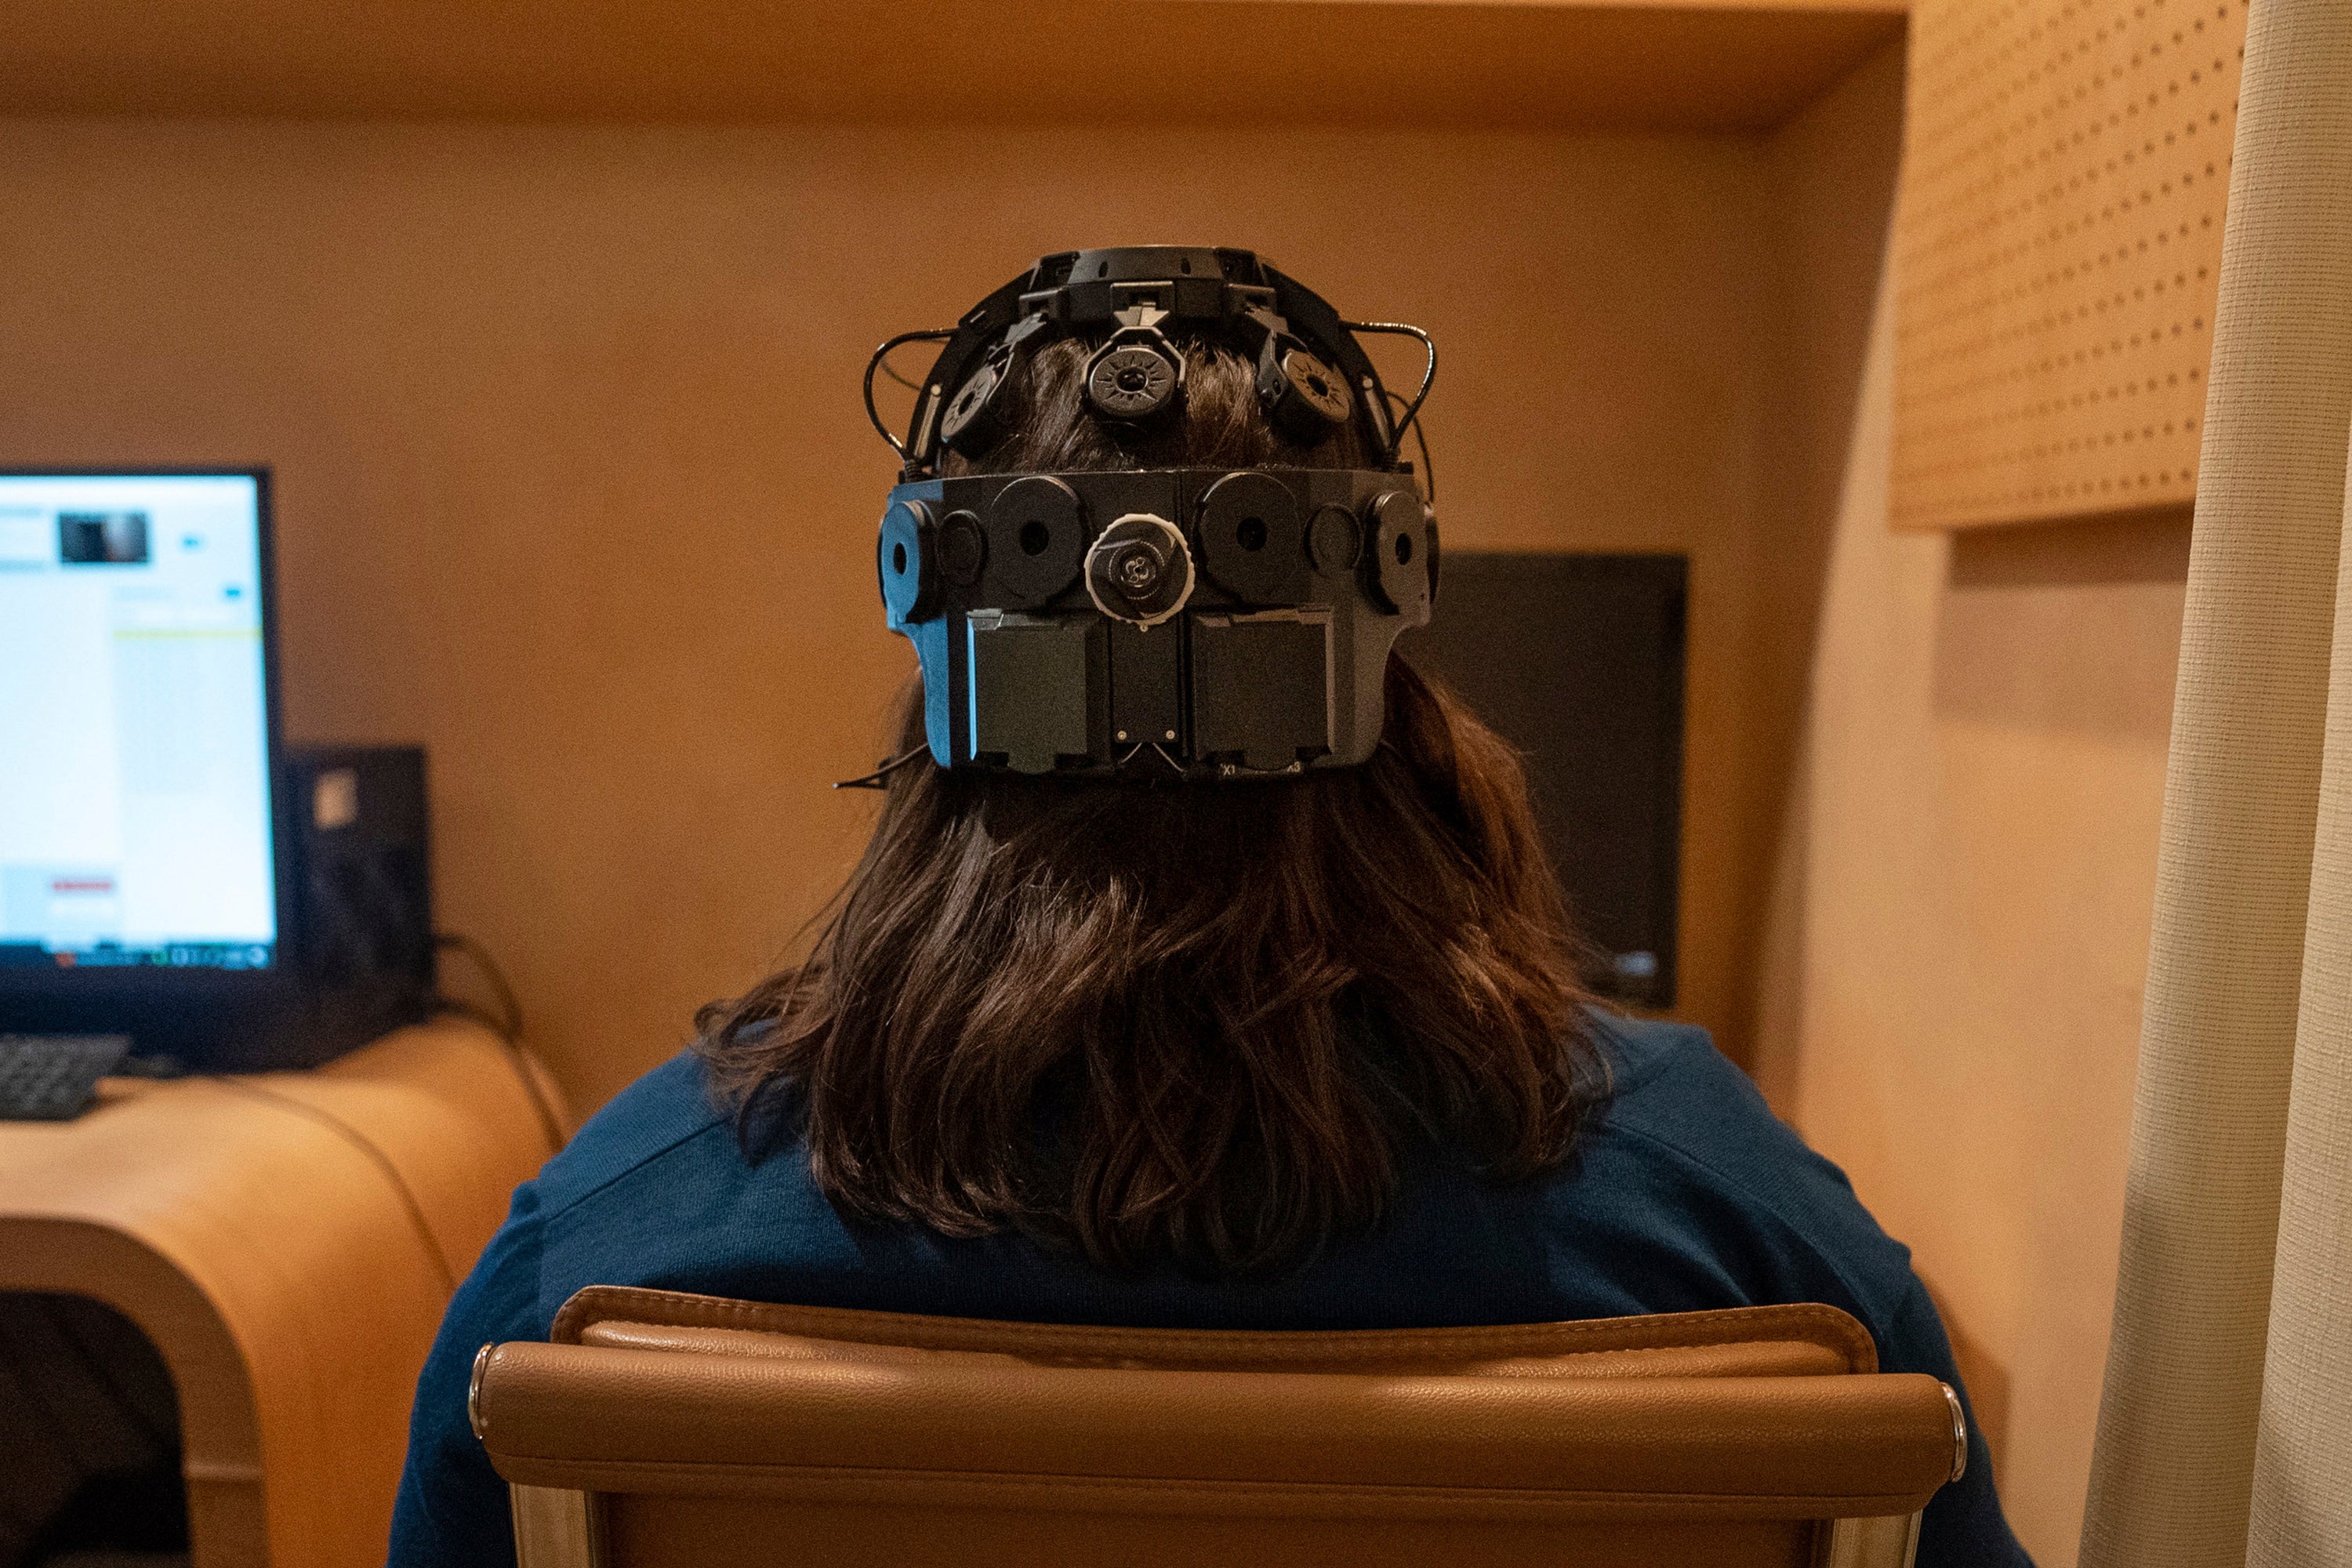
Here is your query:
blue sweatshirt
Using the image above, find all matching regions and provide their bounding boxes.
[389,1013,2031,1566]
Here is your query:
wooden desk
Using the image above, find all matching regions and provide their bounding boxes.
[0,1019,565,1568]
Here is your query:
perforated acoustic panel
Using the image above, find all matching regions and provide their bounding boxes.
[1893,0,2248,531]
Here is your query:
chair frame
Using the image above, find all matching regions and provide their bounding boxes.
[503,1484,1925,1568]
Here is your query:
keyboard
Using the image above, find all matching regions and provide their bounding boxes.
[0,1034,131,1120]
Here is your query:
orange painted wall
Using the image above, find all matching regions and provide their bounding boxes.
[0,116,1784,1111]
[1752,45,2188,1568]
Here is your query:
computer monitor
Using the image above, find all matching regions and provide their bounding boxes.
[0,468,296,1048]
[1401,552,1686,1007]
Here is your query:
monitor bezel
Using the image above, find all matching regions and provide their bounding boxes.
[0,464,303,1044]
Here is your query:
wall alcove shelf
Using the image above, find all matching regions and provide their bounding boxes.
[1,0,1904,131]
[0,0,1918,1151]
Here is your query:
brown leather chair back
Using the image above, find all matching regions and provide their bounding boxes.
[471,1287,1965,1568]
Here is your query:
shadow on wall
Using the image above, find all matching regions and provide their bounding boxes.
[1921,1269,2013,1477]
[1745,36,1907,1092]
[1936,508,2194,741]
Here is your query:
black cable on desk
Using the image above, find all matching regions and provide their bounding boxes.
[199,1074,459,1300]
[432,930,568,1156]
[197,927,565,1308]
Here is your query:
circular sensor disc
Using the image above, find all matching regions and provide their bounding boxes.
[984,475,1087,605]
[1364,489,1432,618]
[1197,470,1305,604]
[939,358,1002,445]
[877,498,938,622]
[1279,348,1352,423]
[939,509,987,586]
[1088,344,1179,419]
[1085,513,1195,626]
[1308,504,1362,576]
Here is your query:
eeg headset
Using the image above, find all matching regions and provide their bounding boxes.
[858,246,1437,782]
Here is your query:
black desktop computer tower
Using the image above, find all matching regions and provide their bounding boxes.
[271,745,437,1069]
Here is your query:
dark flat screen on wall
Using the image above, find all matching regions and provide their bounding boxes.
[1401,551,1686,1007]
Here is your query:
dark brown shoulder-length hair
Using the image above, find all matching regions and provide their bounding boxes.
[698,334,1608,1272]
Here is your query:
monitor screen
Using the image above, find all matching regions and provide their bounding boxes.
[0,472,280,974]
[1402,551,1686,1007]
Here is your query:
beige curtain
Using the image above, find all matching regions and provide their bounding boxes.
[2078,3,2352,1566]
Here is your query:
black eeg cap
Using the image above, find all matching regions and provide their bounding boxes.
[868,246,1437,782]
[902,247,1403,474]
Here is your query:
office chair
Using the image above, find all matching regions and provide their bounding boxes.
[470,1287,1965,1568]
